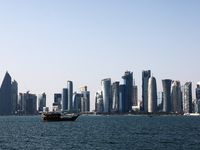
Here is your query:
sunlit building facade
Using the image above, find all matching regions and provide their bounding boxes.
[148,76,157,112]
[101,78,111,112]
[38,92,46,112]
[171,81,181,113]
[162,79,172,112]
[183,82,192,113]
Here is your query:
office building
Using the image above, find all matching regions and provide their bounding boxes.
[19,92,37,115]
[62,88,68,111]
[122,71,133,112]
[80,86,90,112]
[11,80,18,113]
[162,79,172,112]
[67,81,73,112]
[101,78,111,112]
[54,93,61,110]
[142,70,151,112]
[0,72,12,114]
[183,82,192,113]
[111,81,119,112]
[119,84,125,112]
[196,82,200,100]
[171,80,181,113]
[148,76,157,112]
[73,92,82,113]
[38,92,46,112]
[133,79,138,106]
[95,90,103,112]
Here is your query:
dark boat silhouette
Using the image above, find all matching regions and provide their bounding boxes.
[42,112,80,121]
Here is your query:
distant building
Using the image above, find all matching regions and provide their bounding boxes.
[95,91,103,112]
[142,70,151,112]
[19,92,37,115]
[95,90,102,111]
[162,79,172,112]
[38,92,46,112]
[80,86,90,112]
[122,71,133,112]
[54,93,61,110]
[157,92,163,111]
[0,72,12,115]
[62,88,68,111]
[196,82,200,100]
[171,81,182,113]
[111,81,120,112]
[183,82,192,113]
[67,81,73,112]
[133,79,138,106]
[101,78,111,112]
[73,92,82,113]
[11,80,18,113]
[119,84,125,112]
[148,76,157,113]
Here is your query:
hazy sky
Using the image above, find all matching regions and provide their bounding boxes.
[0,0,200,111]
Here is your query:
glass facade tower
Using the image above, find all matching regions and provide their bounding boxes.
[101,78,111,112]
[122,71,133,112]
[183,82,192,113]
[162,79,172,112]
[38,92,46,111]
[62,88,68,111]
[111,81,119,112]
[142,70,151,112]
[67,81,73,112]
[171,81,181,113]
[148,76,157,112]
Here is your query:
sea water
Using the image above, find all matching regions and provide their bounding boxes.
[0,115,200,149]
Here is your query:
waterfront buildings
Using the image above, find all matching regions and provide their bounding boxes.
[171,81,182,113]
[53,93,61,111]
[73,92,82,113]
[11,80,18,113]
[38,92,46,112]
[0,72,12,115]
[119,84,125,112]
[162,79,172,112]
[196,82,200,100]
[62,88,68,111]
[18,92,37,115]
[122,71,133,112]
[133,79,138,106]
[183,82,192,113]
[148,76,157,112]
[67,81,73,112]
[142,70,151,112]
[101,78,111,112]
[111,82,120,112]
[80,86,90,112]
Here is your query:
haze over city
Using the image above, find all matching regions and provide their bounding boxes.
[0,0,200,111]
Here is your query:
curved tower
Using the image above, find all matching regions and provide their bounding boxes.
[162,79,172,112]
[148,76,157,112]
[67,81,73,112]
[171,81,181,113]
[101,78,111,112]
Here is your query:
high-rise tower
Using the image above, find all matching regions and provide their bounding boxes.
[62,88,68,111]
[148,76,157,112]
[171,81,181,113]
[38,92,46,111]
[122,71,133,112]
[162,79,172,112]
[101,78,111,112]
[111,81,119,112]
[196,82,200,100]
[183,82,192,113]
[11,80,18,113]
[67,81,73,112]
[142,70,151,112]
[0,72,12,114]
[133,79,138,106]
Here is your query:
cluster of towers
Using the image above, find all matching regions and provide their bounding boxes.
[95,70,200,114]
[95,71,138,113]
[52,81,90,113]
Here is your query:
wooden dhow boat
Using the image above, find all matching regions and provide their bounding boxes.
[42,112,80,121]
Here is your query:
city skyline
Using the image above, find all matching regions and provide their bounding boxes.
[0,1,200,110]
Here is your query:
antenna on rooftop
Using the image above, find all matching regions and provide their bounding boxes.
[24,85,30,93]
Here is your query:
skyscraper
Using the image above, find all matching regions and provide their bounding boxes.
[101,78,111,112]
[38,92,46,112]
[122,71,133,112]
[95,90,103,112]
[0,72,12,114]
[148,76,157,113]
[157,92,163,111]
[133,79,138,106]
[142,70,151,112]
[62,88,68,111]
[67,81,73,112]
[196,82,200,100]
[183,82,192,113]
[80,86,90,112]
[119,84,125,112]
[111,81,119,112]
[73,92,82,113]
[162,79,172,112]
[171,80,181,113]
[11,80,18,113]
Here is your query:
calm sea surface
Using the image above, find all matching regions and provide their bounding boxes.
[0,115,200,149]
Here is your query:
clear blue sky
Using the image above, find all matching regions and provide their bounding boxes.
[0,0,200,110]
